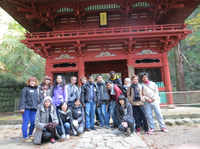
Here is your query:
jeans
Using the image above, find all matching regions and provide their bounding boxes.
[85,100,96,129]
[75,126,84,134]
[118,119,135,132]
[144,102,166,129]
[97,102,110,126]
[57,122,71,135]
[132,105,149,132]
[110,100,119,126]
[22,109,37,138]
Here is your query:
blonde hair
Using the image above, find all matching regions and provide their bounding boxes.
[71,76,77,81]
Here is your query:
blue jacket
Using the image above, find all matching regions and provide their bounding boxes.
[71,104,85,128]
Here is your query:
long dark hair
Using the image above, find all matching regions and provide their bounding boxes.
[53,75,66,89]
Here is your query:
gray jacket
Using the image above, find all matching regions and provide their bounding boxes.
[34,103,60,145]
[66,84,79,102]
[81,81,100,105]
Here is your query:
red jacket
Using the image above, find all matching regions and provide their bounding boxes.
[108,85,122,104]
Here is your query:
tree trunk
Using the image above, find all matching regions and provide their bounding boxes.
[174,43,185,91]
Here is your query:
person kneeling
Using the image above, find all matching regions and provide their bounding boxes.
[56,102,77,140]
[34,96,60,144]
[71,99,85,135]
[117,95,135,136]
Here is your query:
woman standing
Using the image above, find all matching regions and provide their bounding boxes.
[79,76,87,105]
[38,76,52,99]
[34,96,60,144]
[51,75,68,110]
[56,102,77,139]
[19,76,43,142]
[71,99,85,135]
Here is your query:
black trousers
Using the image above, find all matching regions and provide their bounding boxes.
[118,119,135,132]
[132,105,149,132]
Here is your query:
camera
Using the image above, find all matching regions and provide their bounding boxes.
[135,95,141,101]
[70,93,73,97]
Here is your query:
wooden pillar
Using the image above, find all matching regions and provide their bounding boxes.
[162,52,175,109]
[78,57,85,86]
[127,54,134,79]
[45,58,53,85]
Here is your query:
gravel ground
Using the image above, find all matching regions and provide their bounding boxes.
[141,124,200,149]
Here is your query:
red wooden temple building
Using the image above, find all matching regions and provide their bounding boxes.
[1,0,200,108]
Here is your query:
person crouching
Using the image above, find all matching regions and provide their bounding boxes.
[56,102,77,140]
[116,95,135,136]
[34,96,60,144]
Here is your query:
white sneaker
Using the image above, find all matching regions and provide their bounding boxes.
[149,128,154,132]
[66,134,70,139]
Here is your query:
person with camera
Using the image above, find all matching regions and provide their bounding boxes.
[66,76,79,109]
[127,75,152,135]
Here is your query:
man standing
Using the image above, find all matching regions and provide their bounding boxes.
[66,76,79,108]
[106,81,122,128]
[107,71,122,87]
[81,76,100,131]
[96,74,110,129]
[141,72,168,133]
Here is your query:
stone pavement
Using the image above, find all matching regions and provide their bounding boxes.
[0,125,147,149]
[75,128,147,149]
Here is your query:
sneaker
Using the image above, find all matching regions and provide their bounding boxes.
[29,135,34,140]
[90,127,96,130]
[136,128,141,135]
[50,138,56,143]
[130,132,136,137]
[85,128,91,131]
[161,128,168,133]
[99,125,103,129]
[66,135,70,139]
[145,131,153,135]
[22,137,33,143]
[110,125,118,128]
[149,128,154,132]
[106,125,109,129]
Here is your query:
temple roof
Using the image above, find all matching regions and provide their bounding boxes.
[0,0,199,32]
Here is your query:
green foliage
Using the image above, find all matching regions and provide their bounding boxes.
[169,6,200,91]
[0,8,45,83]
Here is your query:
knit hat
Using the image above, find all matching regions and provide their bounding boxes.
[141,72,149,80]
[43,96,52,103]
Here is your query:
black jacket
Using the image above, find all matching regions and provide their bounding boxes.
[57,109,76,135]
[81,81,100,105]
[19,86,43,110]
[107,77,122,86]
[71,104,85,128]
[116,99,135,124]
[97,81,110,104]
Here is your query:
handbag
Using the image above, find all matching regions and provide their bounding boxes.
[42,128,51,141]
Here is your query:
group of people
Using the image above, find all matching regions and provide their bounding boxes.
[19,71,168,145]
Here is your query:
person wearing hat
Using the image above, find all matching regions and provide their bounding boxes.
[116,95,135,136]
[141,72,168,133]
[107,71,122,87]
[34,96,60,144]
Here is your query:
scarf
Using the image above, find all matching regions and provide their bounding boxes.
[131,83,141,101]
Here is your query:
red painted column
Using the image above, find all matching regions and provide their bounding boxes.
[162,52,175,108]
[45,58,53,85]
[78,56,85,86]
[127,54,134,78]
